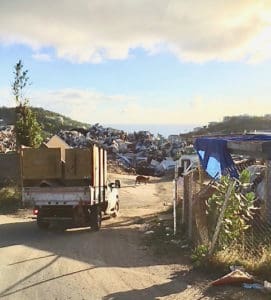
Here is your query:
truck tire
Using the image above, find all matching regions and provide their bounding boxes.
[112,201,120,218]
[37,218,50,230]
[90,205,102,231]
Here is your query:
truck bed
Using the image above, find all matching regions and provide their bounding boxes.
[22,186,97,206]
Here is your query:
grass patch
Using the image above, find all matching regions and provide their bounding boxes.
[143,211,190,257]
[210,245,271,279]
[0,186,21,213]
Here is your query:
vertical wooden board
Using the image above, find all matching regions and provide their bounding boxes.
[65,148,92,180]
[46,135,70,161]
[99,148,104,187]
[65,149,75,178]
[103,149,107,202]
[93,145,99,187]
[104,149,107,185]
[95,145,100,200]
[92,145,96,186]
[99,148,104,202]
[89,146,94,185]
[22,148,61,179]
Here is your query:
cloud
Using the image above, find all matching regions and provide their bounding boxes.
[37,89,271,125]
[0,1,271,63]
[32,52,52,62]
[0,88,12,107]
[28,88,136,123]
[182,95,271,124]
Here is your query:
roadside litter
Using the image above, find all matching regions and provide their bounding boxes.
[144,230,155,235]
[243,283,264,290]
[211,269,254,286]
[212,266,271,294]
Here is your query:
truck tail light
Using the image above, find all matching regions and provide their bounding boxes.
[33,208,39,215]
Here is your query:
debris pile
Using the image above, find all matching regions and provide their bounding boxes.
[0,126,16,153]
[211,265,271,295]
[58,124,191,176]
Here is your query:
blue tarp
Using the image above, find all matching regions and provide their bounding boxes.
[194,135,271,179]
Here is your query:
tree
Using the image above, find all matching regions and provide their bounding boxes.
[12,60,42,148]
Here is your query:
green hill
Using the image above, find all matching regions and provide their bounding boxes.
[0,106,90,137]
[185,115,271,137]
[2,107,271,139]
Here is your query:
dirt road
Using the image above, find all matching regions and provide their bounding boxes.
[0,174,267,299]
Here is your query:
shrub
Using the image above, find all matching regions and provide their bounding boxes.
[206,170,257,250]
[0,187,21,212]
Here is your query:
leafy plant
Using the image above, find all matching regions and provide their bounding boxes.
[191,244,209,267]
[206,170,256,249]
[0,186,21,212]
[12,60,43,148]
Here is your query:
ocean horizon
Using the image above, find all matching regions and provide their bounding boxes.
[104,123,200,137]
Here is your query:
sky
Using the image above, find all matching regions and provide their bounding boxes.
[0,0,271,134]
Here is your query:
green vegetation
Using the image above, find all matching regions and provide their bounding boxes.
[206,171,256,250]
[143,210,189,257]
[32,107,90,136]
[12,60,42,148]
[0,106,90,137]
[183,115,271,137]
[0,186,21,213]
[190,170,271,278]
[211,245,271,278]
[191,244,209,267]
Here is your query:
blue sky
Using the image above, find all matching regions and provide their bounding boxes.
[0,1,271,133]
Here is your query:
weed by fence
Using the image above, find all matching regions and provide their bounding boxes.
[179,166,271,277]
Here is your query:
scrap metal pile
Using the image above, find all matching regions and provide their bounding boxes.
[0,126,16,153]
[58,124,188,176]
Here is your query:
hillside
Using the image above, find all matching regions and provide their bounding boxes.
[0,106,90,136]
[1,107,271,139]
[184,115,271,137]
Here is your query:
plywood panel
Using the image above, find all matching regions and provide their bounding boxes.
[46,135,70,161]
[99,148,104,187]
[22,148,61,180]
[64,148,92,180]
[104,149,107,185]
[93,145,99,187]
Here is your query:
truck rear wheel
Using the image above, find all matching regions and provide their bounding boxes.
[37,217,50,230]
[90,205,102,231]
[112,201,120,218]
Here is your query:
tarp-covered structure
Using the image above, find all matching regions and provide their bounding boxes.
[194,135,271,179]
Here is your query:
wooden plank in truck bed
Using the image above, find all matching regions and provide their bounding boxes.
[22,148,62,180]
[64,148,93,181]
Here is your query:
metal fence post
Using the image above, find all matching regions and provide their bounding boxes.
[208,181,236,256]
[173,179,176,235]
[265,161,271,224]
[188,172,193,240]
[182,175,187,225]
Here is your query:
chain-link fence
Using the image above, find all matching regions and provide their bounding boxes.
[179,163,271,276]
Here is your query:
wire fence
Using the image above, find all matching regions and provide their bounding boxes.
[178,163,271,276]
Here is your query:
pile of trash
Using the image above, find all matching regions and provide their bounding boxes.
[58,123,192,176]
[211,265,271,295]
[0,126,16,153]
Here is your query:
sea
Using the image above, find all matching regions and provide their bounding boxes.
[104,123,200,138]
